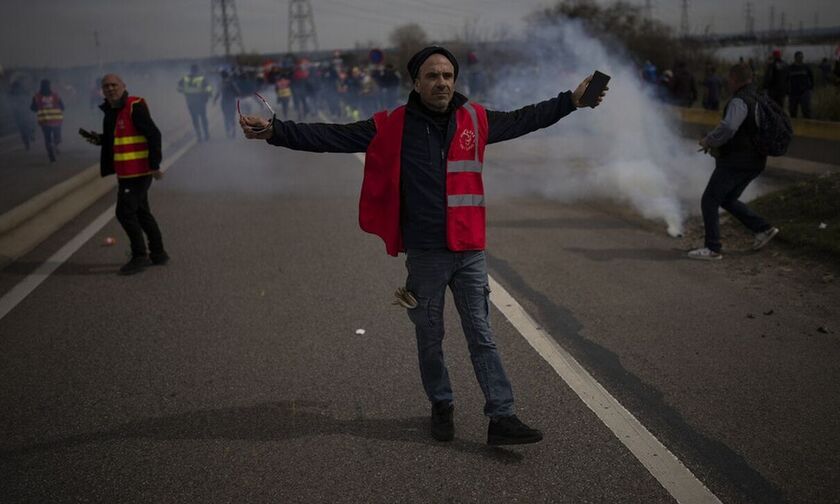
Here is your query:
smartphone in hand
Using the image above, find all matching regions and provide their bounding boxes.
[579,71,611,108]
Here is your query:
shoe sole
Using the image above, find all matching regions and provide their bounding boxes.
[487,434,544,446]
[687,254,722,261]
[118,268,146,276]
[753,228,780,250]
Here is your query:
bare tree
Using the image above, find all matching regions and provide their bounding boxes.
[389,23,430,83]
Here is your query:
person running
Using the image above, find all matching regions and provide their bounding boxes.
[692,64,779,260]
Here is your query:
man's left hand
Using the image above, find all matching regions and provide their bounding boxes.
[698,138,710,153]
[151,170,164,180]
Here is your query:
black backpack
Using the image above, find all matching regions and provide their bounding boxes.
[752,91,793,156]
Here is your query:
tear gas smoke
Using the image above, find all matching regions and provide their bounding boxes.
[482,19,719,237]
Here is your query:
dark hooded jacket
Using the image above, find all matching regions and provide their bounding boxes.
[267,90,576,249]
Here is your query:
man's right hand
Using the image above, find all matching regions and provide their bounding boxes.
[240,115,274,140]
[78,128,102,146]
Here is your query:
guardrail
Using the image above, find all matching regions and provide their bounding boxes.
[0,110,220,269]
[674,106,840,142]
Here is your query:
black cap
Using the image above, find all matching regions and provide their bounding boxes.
[407,46,459,81]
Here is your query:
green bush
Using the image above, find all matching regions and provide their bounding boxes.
[811,86,840,122]
[751,173,840,259]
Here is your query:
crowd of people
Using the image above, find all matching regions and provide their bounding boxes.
[641,48,840,118]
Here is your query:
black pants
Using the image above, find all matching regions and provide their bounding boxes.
[221,100,236,138]
[116,176,164,258]
[41,125,61,161]
[701,161,772,252]
[14,112,34,150]
[187,102,209,141]
[789,91,812,118]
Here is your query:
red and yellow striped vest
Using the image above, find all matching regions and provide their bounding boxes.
[34,93,63,126]
[113,96,151,178]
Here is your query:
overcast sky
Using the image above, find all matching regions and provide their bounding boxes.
[2,0,839,68]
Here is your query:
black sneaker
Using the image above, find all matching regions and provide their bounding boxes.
[119,256,150,275]
[431,401,454,442]
[487,415,543,446]
[150,252,170,266]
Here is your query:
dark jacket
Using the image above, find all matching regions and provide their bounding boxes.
[672,68,697,107]
[718,84,764,168]
[787,63,814,96]
[267,89,577,248]
[763,60,789,97]
[98,92,162,177]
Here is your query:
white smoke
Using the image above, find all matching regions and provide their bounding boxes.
[482,19,713,237]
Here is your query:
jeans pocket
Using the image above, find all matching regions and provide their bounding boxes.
[406,295,433,329]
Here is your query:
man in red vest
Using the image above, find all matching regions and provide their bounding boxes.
[240,47,606,445]
[80,73,169,275]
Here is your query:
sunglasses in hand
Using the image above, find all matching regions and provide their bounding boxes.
[238,92,276,133]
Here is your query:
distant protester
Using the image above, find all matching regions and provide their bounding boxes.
[762,49,788,108]
[30,79,64,162]
[671,61,697,108]
[10,80,35,151]
[177,64,213,142]
[239,45,608,446]
[692,64,779,260]
[787,51,814,119]
[80,73,169,275]
[701,64,723,111]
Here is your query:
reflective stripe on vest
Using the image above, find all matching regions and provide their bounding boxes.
[114,150,149,161]
[448,194,485,207]
[113,135,147,146]
[182,76,209,94]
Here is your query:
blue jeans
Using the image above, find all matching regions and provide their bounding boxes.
[701,163,771,253]
[404,249,515,418]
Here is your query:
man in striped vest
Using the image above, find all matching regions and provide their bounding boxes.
[240,47,606,445]
[81,73,168,275]
[30,79,64,162]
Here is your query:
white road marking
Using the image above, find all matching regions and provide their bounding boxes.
[0,138,196,322]
[1,132,719,501]
[488,276,721,504]
[356,149,719,502]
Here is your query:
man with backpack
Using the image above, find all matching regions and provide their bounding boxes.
[691,63,783,260]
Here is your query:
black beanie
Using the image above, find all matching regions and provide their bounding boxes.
[407,46,459,81]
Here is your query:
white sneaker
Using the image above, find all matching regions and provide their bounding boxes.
[687,247,723,260]
[753,227,779,250]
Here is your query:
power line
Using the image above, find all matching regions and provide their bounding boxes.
[211,0,245,58]
[744,2,755,36]
[288,0,319,53]
[679,0,690,37]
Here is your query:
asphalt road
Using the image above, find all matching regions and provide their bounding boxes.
[1,130,838,503]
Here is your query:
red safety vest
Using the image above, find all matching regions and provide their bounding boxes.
[113,96,151,178]
[360,102,489,256]
[34,93,63,126]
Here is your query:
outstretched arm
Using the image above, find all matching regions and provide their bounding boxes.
[240,115,376,153]
[486,75,607,144]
